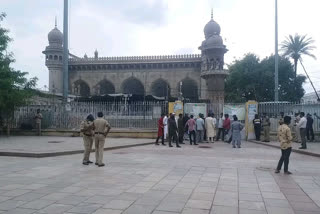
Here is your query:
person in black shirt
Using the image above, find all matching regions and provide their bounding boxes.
[168,114,181,148]
[253,114,262,141]
[306,113,314,142]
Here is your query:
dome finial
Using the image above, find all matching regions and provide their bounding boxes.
[55,16,57,28]
[211,8,213,19]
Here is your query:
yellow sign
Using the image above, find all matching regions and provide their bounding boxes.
[169,101,183,116]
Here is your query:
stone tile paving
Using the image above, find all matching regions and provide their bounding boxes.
[0,140,319,213]
[0,136,153,156]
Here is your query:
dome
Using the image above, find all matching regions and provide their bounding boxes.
[48,27,63,45]
[204,19,221,39]
[205,35,223,46]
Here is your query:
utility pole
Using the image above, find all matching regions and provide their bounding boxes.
[299,59,320,102]
[274,0,279,101]
[63,0,69,102]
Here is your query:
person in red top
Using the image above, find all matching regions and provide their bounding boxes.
[223,114,231,142]
[185,115,197,145]
[155,113,165,145]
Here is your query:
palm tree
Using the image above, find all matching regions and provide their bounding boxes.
[281,34,316,77]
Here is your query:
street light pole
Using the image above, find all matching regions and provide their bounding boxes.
[275,0,279,101]
[63,0,69,102]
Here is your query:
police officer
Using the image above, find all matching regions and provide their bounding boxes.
[80,114,95,165]
[253,114,261,141]
[34,109,43,136]
[262,113,270,142]
[94,112,111,167]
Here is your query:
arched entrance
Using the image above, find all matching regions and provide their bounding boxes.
[122,77,145,95]
[73,80,90,97]
[97,79,115,95]
[151,79,170,97]
[180,78,198,100]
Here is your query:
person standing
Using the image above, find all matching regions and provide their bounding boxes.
[297,112,307,149]
[163,114,168,140]
[205,113,216,143]
[196,114,205,143]
[216,113,224,141]
[223,114,231,143]
[34,109,43,136]
[94,112,111,167]
[168,114,181,148]
[183,114,190,140]
[231,115,244,148]
[275,116,293,174]
[178,114,185,144]
[294,113,301,143]
[80,114,95,165]
[306,113,314,142]
[253,114,262,141]
[186,115,197,145]
[155,113,165,145]
[279,112,284,125]
[262,113,270,142]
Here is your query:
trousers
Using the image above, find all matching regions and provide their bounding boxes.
[216,128,225,141]
[300,128,307,148]
[306,127,314,141]
[83,135,93,162]
[168,132,179,147]
[189,130,196,144]
[36,123,41,136]
[197,130,204,143]
[95,134,106,164]
[276,147,292,172]
[254,125,261,141]
[263,126,270,142]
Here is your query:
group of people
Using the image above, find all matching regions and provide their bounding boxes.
[79,112,111,167]
[155,112,245,148]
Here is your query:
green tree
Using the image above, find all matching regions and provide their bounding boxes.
[225,53,306,102]
[0,13,38,135]
[281,34,316,77]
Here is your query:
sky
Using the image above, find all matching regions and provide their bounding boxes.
[1,0,320,94]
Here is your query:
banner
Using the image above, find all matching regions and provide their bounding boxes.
[184,103,207,118]
[245,101,258,140]
[224,104,246,121]
[168,101,183,116]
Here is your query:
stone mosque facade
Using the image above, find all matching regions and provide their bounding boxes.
[43,13,228,103]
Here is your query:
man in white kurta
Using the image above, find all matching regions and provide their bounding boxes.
[163,115,168,140]
[205,113,216,142]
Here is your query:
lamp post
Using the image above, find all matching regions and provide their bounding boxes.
[63,0,69,102]
[274,0,279,101]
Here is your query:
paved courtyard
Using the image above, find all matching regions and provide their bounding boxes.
[0,140,320,214]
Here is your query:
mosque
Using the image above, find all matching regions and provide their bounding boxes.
[43,12,228,104]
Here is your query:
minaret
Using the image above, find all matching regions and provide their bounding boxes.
[42,18,64,94]
[199,11,228,104]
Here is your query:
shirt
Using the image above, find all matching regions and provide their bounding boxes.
[297,116,307,129]
[223,118,231,130]
[93,117,111,134]
[80,120,95,136]
[35,113,43,124]
[186,118,196,131]
[277,124,293,150]
[196,118,205,131]
[306,117,313,129]
[218,117,224,128]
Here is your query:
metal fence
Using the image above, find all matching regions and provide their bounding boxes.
[258,102,320,132]
[13,101,167,130]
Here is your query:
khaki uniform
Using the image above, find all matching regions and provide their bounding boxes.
[294,116,301,143]
[80,120,95,163]
[35,113,43,136]
[93,118,111,165]
[262,116,270,142]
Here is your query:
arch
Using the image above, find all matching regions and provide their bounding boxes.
[73,79,90,97]
[151,79,170,97]
[97,79,115,95]
[49,55,53,60]
[121,77,145,95]
[180,78,198,100]
[54,55,58,60]
[59,56,62,61]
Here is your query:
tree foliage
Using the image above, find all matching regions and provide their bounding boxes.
[225,53,306,103]
[0,13,38,123]
[281,34,316,77]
